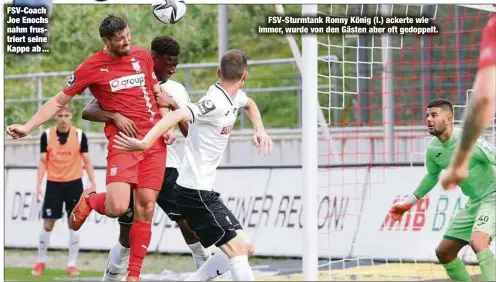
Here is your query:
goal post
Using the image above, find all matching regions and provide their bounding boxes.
[301,4,318,281]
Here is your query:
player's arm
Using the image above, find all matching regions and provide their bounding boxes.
[113,108,192,151]
[452,66,496,168]
[244,97,273,155]
[152,83,185,141]
[390,150,441,221]
[79,133,96,190]
[7,92,72,139]
[471,139,496,165]
[36,133,48,202]
[449,18,496,170]
[82,97,138,138]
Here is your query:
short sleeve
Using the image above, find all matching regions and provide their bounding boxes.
[174,85,191,108]
[236,90,249,108]
[160,81,191,108]
[478,16,496,71]
[40,132,47,153]
[80,132,89,153]
[144,51,159,88]
[62,62,93,97]
[473,138,496,165]
[185,99,219,124]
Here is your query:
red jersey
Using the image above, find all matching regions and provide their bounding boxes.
[62,45,160,138]
[478,15,496,71]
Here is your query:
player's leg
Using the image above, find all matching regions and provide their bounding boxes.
[33,181,63,276]
[437,203,476,281]
[63,179,84,276]
[184,218,250,281]
[70,150,138,230]
[126,144,166,280]
[175,187,254,281]
[470,193,496,281]
[435,238,470,281]
[103,191,133,281]
[158,167,212,269]
[176,219,212,269]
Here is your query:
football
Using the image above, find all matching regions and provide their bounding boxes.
[152,0,187,24]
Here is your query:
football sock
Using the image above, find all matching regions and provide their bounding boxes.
[443,258,472,281]
[476,249,496,281]
[110,240,130,267]
[229,255,254,281]
[185,251,230,281]
[188,242,212,269]
[128,220,151,278]
[38,229,52,263]
[67,230,80,267]
[87,192,106,215]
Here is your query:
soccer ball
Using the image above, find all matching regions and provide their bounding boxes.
[152,0,186,24]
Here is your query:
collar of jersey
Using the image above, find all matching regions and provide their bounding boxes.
[214,83,234,106]
[441,128,459,147]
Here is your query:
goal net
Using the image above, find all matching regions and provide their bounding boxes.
[306,4,496,281]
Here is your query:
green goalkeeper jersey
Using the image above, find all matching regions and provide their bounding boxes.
[414,127,496,201]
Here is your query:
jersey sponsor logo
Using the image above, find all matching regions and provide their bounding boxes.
[197,100,216,115]
[100,67,109,73]
[220,125,233,135]
[56,150,72,156]
[65,74,76,89]
[436,152,441,157]
[109,73,146,92]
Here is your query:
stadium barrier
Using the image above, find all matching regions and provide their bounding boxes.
[5,165,495,263]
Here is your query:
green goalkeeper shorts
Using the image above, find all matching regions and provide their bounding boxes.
[444,192,496,243]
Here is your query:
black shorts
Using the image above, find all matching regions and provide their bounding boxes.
[42,178,84,220]
[174,184,242,248]
[118,167,184,225]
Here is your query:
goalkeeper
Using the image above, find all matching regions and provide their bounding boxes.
[390,98,495,281]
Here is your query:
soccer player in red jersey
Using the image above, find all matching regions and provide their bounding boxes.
[441,14,496,193]
[7,15,174,281]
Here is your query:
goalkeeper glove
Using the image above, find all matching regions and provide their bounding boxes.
[389,194,418,221]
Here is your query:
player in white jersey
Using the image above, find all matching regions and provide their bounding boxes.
[112,49,273,281]
[82,36,216,281]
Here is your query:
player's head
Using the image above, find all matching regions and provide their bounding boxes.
[151,36,180,82]
[99,15,131,57]
[426,98,453,136]
[217,49,248,86]
[54,104,72,131]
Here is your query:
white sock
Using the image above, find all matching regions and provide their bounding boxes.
[229,255,254,281]
[185,251,231,281]
[103,242,130,281]
[188,242,212,269]
[67,230,80,267]
[110,241,130,268]
[38,229,51,263]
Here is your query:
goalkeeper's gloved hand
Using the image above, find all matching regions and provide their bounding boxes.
[389,194,418,221]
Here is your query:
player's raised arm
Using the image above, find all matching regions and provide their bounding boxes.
[441,17,496,189]
[7,91,72,139]
[243,97,273,155]
[113,107,192,151]
[82,97,138,138]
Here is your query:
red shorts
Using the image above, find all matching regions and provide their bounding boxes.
[106,136,166,191]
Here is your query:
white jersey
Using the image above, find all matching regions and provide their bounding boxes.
[177,83,249,191]
[159,79,191,169]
